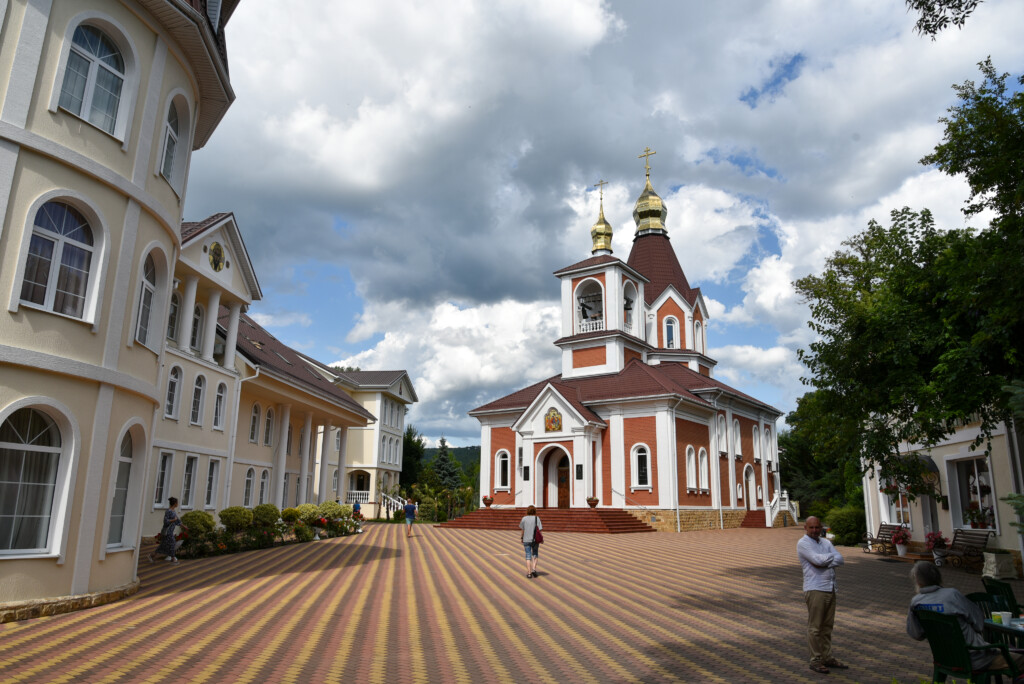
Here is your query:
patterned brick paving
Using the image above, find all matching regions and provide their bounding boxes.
[0,524,1011,683]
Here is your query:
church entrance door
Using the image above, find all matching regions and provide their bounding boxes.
[557,455,570,508]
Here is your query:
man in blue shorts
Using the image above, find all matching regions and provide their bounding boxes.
[404,498,417,537]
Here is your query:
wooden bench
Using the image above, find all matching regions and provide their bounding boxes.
[941,528,994,571]
[863,522,905,556]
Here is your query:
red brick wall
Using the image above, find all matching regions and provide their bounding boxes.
[624,348,642,365]
[677,417,712,507]
[623,416,658,505]
[573,345,606,368]
[490,427,516,505]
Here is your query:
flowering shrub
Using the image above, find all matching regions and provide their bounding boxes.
[926,531,949,550]
[891,527,911,545]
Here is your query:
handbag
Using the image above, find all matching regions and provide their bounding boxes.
[534,526,543,544]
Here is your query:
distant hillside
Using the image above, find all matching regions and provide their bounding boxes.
[424,446,480,473]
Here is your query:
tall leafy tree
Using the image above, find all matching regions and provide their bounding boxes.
[401,425,426,487]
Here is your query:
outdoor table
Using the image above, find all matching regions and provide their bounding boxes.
[983,618,1024,648]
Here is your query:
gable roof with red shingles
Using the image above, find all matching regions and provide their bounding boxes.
[227,311,375,422]
[626,233,700,306]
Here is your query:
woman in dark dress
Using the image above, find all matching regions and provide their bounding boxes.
[149,497,186,564]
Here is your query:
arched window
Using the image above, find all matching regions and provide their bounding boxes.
[166,292,180,341]
[332,469,338,493]
[736,483,743,500]
[189,376,205,425]
[497,451,510,489]
[694,320,704,354]
[107,432,133,545]
[699,448,709,490]
[165,366,182,418]
[58,25,125,134]
[135,254,157,346]
[757,485,763,501]
[664,317,678,349]
[190,305,204,351]
[0,408,63,551]
[243,468,254,507]
[686,446,696,488]
[623,282,638,335]
[763,427,772,462]
[717,415,727,453]
[733,419,742,456]
[213,383,227,430]
[575,279,605,333]
[20,201,95,319]
[160,101,179,181]
[258,470,269,504]
[263,408,274,446]
[248,404,260,443]
[633,445,651,488]
[753,426,761,461]
[380,436,387,463]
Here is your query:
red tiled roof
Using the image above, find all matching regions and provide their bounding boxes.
[181,212,232,241]
[226,311,375,421]
[552,255,621,276]
[626,233,700,306]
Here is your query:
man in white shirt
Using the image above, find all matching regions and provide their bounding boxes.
[797,516,848,674]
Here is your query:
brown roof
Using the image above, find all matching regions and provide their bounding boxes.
[552,255,622,276]
[226,311,375,422]
[182,212,232,241]
[626,233,700,306]
[335,370,408,387]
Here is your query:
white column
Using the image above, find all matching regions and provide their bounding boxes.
[609,412,625,507]
[298,413,312,505]
[223,302,242,369]
[273,404,291,508]
[318,422,333,503]
[201,289,221,361]
[725,407,736,508]
[479,425,492,504]
[178,276,198,352]
[335,426,348,502]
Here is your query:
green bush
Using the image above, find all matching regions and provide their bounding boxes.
[293,522,315,542]
[296,503,321,526]
[252,503,281,528]
[393,508,405,523]
[318,500,350,520]
[281,507,300,523]
[219,506,253,534]
[824,505,866,546]
[181,510,215,534]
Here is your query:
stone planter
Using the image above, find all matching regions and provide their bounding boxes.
[482,499,493,508]
[983,552,1017,579]
[586,499,598,508]
[896,543,908,557]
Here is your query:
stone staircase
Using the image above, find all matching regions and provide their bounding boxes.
[739,510,767,529]
[438,507,657,534]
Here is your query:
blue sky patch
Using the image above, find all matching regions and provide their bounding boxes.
[740,53,807,109]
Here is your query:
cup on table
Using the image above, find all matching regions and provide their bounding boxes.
[994,613,1004,624]
[1000,611,1014,626]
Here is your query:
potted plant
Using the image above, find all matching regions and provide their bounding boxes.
[482,495,494,508]
[586,496,599,508]
[891,527,911,556]
[925,531,949,564]
[964,503,985,528]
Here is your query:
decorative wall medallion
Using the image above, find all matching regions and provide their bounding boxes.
[209,242,225,272]
[544,408,562,432]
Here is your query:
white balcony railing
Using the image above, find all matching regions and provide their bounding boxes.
[578,317,605,334]
[346,490,370,504]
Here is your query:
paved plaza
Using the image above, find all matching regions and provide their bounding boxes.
[0,523,1004,683]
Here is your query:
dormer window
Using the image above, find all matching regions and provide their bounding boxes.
[664,317,678,349]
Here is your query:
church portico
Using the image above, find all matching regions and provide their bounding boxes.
[469,152,795,531]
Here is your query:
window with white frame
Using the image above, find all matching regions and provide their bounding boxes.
[718,415,727,454]
[135,253,157,346]
[107,431,133,546]
[263,408,274,446]
[332,469,338,493]
[190,376,205,426]
[160,101,178,181]
[664,317,677,349]
[954,456,996,529]
[633,445,651,488]
[166,292,180,341]
[58,25,125,135]
[733,419,742,456]
[736,483,743,500]
[757,485,763,501]
[249,404,260,443]
[887,485,912,526]
[258,470,269,504]
[20,201,95,319]
[497,451,510,489]
[154,452,172,505]
[686,446,696,489]
[286,424,293,455]
[699,448,709,490]
[0,408,63,551]
[181,455,197,508]
[763,428,772,463]
[190,305,203,351]
[380,436,386,463]
[205,459,219,508]
[165,366,182,418]
[752,426,761,461]
[335,429,341,451]
[243,468,254,507]
[213,383,226,430]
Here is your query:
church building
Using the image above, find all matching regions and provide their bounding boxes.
[470,153,794,530]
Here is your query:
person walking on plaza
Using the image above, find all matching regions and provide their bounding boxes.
[149,497,187,564]
[404,498,417,537]
[797,516,848,674]
[519,505,542,579]
[907,561,1024,672]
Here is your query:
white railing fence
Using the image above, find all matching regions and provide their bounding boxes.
[346,490,370,504]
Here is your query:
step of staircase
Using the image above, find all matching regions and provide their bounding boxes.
[438,508,656,534]
[739,510,767,529]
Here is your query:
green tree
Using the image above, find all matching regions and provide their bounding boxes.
[906,0,982,38]
[432,437,463,491]
[401,424,426,486]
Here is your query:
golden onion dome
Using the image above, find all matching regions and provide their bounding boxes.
[633,146,667,235]
[591,180,613,254]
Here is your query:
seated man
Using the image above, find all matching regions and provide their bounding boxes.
[906,560,1024,672]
